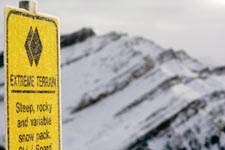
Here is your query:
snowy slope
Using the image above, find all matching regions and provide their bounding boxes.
[0,12,4,148]
[1,29,225,150]
[0,36,3,53]
[60,30,225,150]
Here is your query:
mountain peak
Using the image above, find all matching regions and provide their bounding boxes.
[61,28,96,48]
[1,28,225,150]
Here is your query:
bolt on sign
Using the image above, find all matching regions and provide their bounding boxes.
[4,7,61,150]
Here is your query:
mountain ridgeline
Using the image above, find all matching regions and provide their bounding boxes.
[0,28,95,67]
[1,28,225,150]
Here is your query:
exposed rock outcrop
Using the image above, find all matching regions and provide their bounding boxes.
[1,28,225,150]
[61,28,95,48]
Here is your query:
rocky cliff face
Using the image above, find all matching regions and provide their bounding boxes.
[60,28,95,48]
[1,29,225,150]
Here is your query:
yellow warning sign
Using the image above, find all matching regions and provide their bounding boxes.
[5,7,61,150]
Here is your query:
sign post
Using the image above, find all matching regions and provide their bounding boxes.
[5,1,61,150]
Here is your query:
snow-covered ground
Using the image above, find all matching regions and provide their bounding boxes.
[1,29,225,150]
[60,31,225,150]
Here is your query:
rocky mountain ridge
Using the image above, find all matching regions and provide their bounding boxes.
[1,28,225,150]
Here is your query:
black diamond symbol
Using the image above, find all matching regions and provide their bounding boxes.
[24,27,43,67]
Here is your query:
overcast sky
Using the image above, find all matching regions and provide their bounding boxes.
[1,0,225,65]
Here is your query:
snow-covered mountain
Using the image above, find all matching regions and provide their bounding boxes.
[1,28,225,150]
